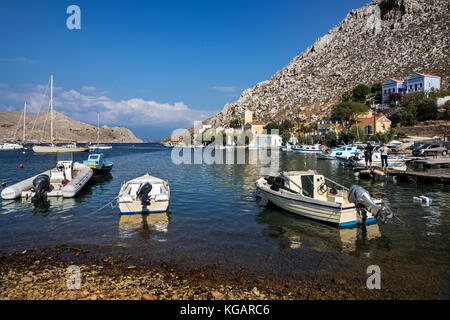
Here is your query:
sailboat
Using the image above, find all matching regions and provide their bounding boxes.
[32,75,89,153]
[88,113,112,151]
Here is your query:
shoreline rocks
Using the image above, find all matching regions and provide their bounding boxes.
[0,245,433,300]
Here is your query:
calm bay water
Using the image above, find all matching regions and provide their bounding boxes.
[0,143,449,297]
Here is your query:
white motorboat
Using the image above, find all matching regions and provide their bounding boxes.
[89,144,112,151]
[118,173,170,214]
[317,145,360,160]
[255,170,391,227]
[292,144,322,153]
[1,154,93,200]
[349,152,407,171]
[0,143,23,151]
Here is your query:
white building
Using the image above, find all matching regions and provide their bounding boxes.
[288,134,298,145]
[403,73,440,95]
[251,134,282,149]
[437,96,450,107]
[382,79,404,102]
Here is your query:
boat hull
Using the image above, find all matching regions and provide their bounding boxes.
[119,200,169,214]
[33,146,89,153]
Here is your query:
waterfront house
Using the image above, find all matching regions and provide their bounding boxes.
[255,134,282,149]
[403,73,440,95]
[317,117,345,135]
[382,79,404,102]
[353,115,391,136]
[317,110,374,135]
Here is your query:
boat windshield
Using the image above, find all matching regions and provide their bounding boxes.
[89,155,100,160]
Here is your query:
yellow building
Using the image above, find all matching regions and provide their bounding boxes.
[317,119,345,135]
[242,109,265,145]
[352,115,391,136]
[317,110,378,135]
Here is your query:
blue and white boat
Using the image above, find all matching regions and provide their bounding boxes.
[281,143,293,151]
[83,152,113,175]
[317,145,360,160]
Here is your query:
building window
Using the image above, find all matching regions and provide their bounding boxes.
[365,125,373,135]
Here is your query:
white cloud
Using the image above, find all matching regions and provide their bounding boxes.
[0,83,217,128]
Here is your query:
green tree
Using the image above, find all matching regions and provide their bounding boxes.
[331,101,370,127]
[352,84,371,102]
[280,120,294,134]
[281,132,291,144]
[400,111,418,126]
[338,128,356,145]
[416,99,438,121]
[305,136,313,145]
[264,122,281,134]
[324,131,338,148]
[229,119,242,129]
[370,82,383,104]
[297,134,306,144]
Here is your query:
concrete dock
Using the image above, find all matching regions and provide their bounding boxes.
[405,156,450,169]
[353,167,450,185]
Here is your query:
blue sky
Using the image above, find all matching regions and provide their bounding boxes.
[0,0,369,140]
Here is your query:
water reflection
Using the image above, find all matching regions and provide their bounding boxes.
[256,206,382,254]
[118,212,170,242]
[1,197,78,215]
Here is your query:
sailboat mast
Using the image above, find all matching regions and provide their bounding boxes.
[50,74,54,144]
[97,112,100,145]
[23,101,26,143]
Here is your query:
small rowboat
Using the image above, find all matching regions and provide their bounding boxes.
[118,173,170,214]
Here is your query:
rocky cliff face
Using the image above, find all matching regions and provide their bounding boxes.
[206,0,449,127]
[0,111,142,143]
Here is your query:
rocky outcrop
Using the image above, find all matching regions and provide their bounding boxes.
[0,111,142,143]
[205,0,449,128]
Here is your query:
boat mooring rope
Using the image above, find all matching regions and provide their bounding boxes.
[85,195,119,215]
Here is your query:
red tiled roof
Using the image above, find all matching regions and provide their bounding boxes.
[250,122,265,126]
[418,73,440,78]
[356,116,391,123]
[392,79,403,82]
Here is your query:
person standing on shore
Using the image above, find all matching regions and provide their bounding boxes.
[364,142,374,169]
[380,143,389,169]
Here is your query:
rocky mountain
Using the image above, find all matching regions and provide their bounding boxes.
[204,0,449,128]
[0,111,142,143]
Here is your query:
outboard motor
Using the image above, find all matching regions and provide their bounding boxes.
[137,182,152,211]
[348,185,391,223]
[32,174,51,201]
